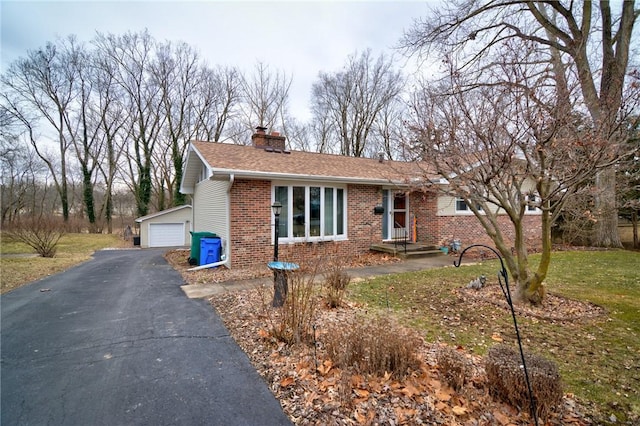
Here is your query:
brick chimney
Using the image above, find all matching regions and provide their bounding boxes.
[252,126,286,150]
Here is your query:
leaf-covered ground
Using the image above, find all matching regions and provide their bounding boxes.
[347,250,640,424]
[163,250,639,425]
[209,286,591,425]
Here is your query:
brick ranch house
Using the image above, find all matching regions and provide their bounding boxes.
[179,128,542,269]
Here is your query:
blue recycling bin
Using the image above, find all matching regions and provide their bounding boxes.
[199,237,222,267]
[189,231,216,265]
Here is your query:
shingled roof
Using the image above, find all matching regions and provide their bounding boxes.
[180,139,438,193]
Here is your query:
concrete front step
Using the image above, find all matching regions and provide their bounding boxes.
[396,249,445,259]
[370,243,445,259]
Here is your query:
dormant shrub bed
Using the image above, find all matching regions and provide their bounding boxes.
[210,285,585,425]
[165,250,598,425]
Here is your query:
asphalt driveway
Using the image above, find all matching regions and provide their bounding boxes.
[1,249,291,426]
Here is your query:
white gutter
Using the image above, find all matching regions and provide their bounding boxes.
[209,168,407,185]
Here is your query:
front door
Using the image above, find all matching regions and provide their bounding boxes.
[382,190,408,241]
[392,192,407,240]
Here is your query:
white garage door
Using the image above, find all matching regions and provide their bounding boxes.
[148,223,185,247]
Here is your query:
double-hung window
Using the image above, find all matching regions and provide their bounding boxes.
[274,184,346,241]
[455,198,469,212]
[525,194,540,213]
[455,197,483,214]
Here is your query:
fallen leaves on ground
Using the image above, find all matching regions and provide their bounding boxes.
[459,285,606,322]
[164,249,400,285]
[166,252,595,425]
[209,288,593,425]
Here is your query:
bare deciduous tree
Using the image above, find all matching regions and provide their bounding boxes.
[152,40,201,208]
[408,44,617,304]
[91,45,128,234]
[372,97,410,160]
[311,49,404,157]
[1,38,79,221]
[193,65,242,143]
[66,41,104,232]
[618,110,640,248]
[94,30,164,217]
[237,62,292,143]
[0,116,47,224]
[403,0,638,247]
[305,111,335,154]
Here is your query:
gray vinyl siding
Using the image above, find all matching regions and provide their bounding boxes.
[437,179,540,216]
[193,179,230,244]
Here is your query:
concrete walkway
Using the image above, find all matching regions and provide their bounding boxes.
[181,254,463,299]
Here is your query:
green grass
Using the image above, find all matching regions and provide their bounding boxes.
[1,232,129,293]
[348,250,640,423]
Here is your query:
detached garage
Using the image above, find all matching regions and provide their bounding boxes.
[135,205,192,248]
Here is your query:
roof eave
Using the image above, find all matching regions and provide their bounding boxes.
[180,144,210,194]
[210,168,411,186]
[135,204,192,222]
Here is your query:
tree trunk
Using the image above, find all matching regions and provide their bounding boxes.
[593,167,623,247]
[58,123,70,222]
[137,166,152,217]
[105,189,113,234]
[82,167,97,232]
[519,275,546,305]
[518,208,552,305]
[60,172,69,222]
[632,210,638,249]
[173,146,186,206]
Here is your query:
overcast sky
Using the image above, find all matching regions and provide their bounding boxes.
[1,1,437,122]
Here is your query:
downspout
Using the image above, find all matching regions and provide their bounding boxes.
[227,173,235,193]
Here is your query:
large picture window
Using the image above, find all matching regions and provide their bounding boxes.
[274,184,346,241]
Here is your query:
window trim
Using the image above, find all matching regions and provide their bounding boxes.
[454,197,483,215]
[525,194,541,214]
[272,182,348,243]
[198,164,208,183]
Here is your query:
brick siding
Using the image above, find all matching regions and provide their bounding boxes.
[435,215,542,251]
[409,190,439,245]
[229,179,273,268]
[228,180,384,268]
[228,178,541,268]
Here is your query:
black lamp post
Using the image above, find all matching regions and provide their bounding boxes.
[271,201,286,307]
[271,201,282,261]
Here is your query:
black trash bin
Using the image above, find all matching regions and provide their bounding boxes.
[267,261,299,307]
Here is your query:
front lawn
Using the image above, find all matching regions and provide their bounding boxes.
[348,249,640,423]
[0,233,129,294]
